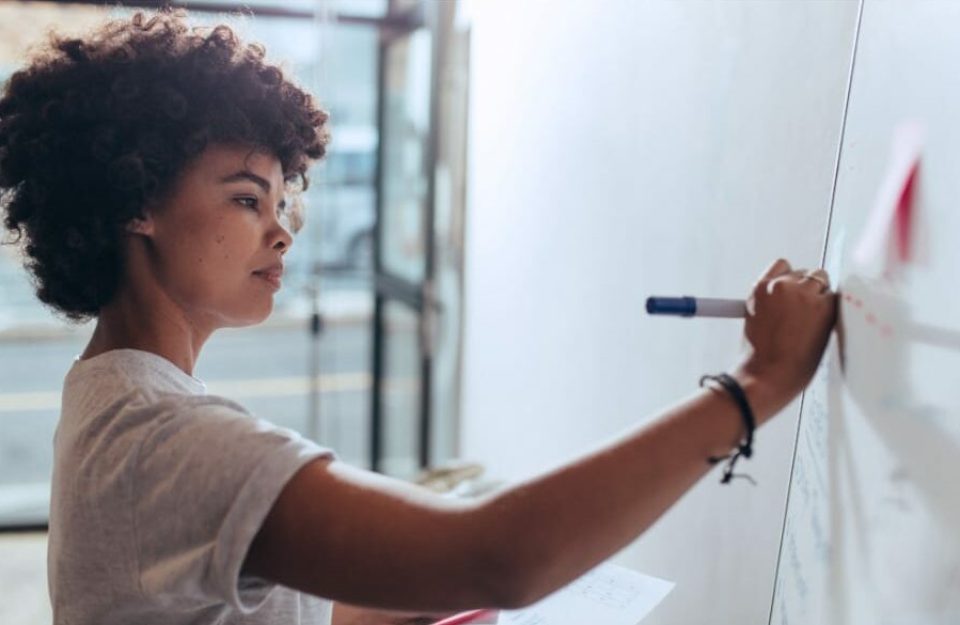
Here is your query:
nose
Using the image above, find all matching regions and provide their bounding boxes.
[270,219,293,253]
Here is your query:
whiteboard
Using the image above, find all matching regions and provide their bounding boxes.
[464,2,858,624]
[771,3,960,624]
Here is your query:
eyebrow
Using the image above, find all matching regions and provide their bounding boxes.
[220,171,272,193]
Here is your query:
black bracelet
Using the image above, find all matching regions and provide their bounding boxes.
[700,373,756,485]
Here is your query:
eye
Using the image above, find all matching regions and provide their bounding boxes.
[235,196,259,211]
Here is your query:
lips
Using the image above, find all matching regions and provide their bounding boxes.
[252,262,283,288]
[253,268,283,280]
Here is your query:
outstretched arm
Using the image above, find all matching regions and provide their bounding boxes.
[243,259,836,612]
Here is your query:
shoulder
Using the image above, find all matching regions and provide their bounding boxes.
[136,393,332,472]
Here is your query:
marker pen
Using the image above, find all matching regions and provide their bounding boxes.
[645,296,746,318]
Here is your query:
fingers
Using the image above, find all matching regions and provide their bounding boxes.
[739,262,839,405]
[770,269,830,292]
[799,268,831,293]
[751,260,795,308]
[750,264,834,313]
[761,264,832,293]
[758,258,793,282]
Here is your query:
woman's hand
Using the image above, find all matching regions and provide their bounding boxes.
[733,258,837,421]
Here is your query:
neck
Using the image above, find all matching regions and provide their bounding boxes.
[81,286,212,377]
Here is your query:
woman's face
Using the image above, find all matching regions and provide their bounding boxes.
[134,143,293,329]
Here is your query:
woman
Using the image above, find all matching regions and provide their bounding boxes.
[0,11,836,625]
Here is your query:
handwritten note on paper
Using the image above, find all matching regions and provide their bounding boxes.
[499,563,674,625]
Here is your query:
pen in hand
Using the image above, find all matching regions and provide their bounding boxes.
[646,296,746,318]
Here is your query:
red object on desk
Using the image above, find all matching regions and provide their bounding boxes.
[429,608,498,625]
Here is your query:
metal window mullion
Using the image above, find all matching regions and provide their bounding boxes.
[28,0,416,28]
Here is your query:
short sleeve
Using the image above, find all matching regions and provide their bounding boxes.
[132,396,333,613]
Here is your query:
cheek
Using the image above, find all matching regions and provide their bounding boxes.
[189,220,239,272]
[162,229,238,294]
[154,215,265,315]
[208,229,253,276]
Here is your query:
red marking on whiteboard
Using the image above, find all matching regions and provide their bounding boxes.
[866,313,877,325]
[894,162,918,262]
[852,121,923,278]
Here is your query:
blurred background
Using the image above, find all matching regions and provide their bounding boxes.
[0,1,469,622]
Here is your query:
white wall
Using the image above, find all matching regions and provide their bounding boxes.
[461,2,858,623]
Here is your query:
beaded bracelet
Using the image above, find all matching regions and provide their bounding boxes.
[700,373,756,485]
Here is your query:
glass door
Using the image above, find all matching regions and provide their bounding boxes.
[371,0,438,477]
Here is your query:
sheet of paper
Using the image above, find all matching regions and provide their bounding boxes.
[498,562,674,625]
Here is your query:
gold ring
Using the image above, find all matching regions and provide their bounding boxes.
[801,273,829,289]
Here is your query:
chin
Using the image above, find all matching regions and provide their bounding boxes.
[247,305,274,326]
[225,301,274,328]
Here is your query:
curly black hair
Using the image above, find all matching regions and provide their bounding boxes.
[0,10,329,321]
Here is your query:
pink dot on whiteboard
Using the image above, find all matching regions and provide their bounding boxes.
[866,313,877,324]
[881,325,893,337]
[854,299,863,308]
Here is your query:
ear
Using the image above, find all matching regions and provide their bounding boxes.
[125,215,155,237]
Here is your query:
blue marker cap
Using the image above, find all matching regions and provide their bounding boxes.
[646,296,696,316]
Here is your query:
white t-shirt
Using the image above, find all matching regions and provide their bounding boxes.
[48,348,334,624]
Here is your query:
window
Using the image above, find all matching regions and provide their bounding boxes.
[0,0,382,528]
